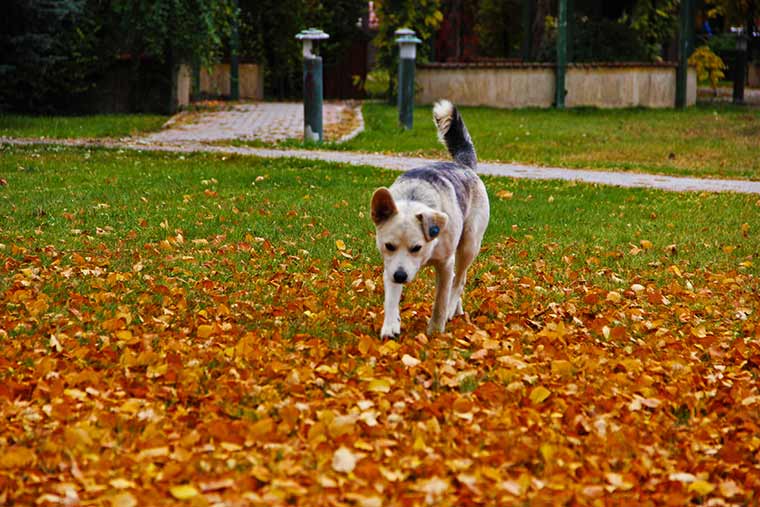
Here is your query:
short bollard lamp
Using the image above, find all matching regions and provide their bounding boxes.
[295,28,330,142]
[395,28,422,130]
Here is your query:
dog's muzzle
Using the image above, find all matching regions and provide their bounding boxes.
[393,269,408,284]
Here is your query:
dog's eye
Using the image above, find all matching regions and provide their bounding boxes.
[409,245,422,253]
[385,243,397,252]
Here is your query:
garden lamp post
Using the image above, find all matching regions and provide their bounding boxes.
[295,28,329,142]
[395,28,421,130]
[733,30,748,105]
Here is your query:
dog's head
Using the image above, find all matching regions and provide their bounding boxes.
[371,187,448,284]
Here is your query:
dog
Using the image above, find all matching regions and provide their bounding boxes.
[370,100,489,338]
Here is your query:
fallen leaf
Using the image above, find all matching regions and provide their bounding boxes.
[169,484,199,500]
[529,386,551,404]
[332,446,359,473]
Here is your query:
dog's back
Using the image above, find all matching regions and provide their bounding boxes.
[392,101,480,216]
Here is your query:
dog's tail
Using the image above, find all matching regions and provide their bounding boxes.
[433,100,477,170]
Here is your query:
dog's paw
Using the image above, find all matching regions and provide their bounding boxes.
[447,299,463,320]
[381,322,401,340]
[427,318,446,336]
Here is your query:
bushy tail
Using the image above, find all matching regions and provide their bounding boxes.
[432,100,477,170]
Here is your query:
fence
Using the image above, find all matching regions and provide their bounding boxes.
[177,63,264,106]
[416,62,697,108]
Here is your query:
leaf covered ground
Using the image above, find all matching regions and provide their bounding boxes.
[1,146,759,506]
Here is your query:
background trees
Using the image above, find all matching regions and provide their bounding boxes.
[238,0,366,99]
[0,0,235,113]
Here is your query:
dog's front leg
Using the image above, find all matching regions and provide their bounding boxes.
[381,273,402,339]
[428,259,454,335]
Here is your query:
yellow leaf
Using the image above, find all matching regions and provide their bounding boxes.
[335,239,346,250]
[688,480,715,496]
[723,245,736,254]
[378,340,400,356]
[529,386,551,404]
[169,484,199,500]
[115,330,132,341]
[539,443,556,462]
[495,190,513,200]
[551,360,573,378]
[119,399,142,414]
[197,324,214,338]
[0,445,36,469]
[413,434,426,451]
[640,239,653,250]
[366,378,392,393]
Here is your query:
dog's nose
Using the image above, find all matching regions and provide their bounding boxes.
[393,270,408,284]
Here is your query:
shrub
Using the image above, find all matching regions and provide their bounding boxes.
[688,45,727,93]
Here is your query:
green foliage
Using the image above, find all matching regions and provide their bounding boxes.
[110,0,235,67]
[0,0,236,113]
[0,0,104,112]
[239,0,366,99]
[688,45,727,91]
[538,16,650,62]
[704,0,760,26]
[373,0,443,100]
[474,0,522,58]
[625,0,679,62]
[360,69,391,99]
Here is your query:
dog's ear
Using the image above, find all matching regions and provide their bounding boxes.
[371,188,397,225]
[416,211,448,241]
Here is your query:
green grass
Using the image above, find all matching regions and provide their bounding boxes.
[1,144,757,289]
[332,102,760,181]
[0,113,168,139]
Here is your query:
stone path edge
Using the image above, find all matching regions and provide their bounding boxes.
[3,136,760,195]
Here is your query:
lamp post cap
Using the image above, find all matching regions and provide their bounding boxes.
[395,27,416,36]
[395,34,422,45]
[295,28,330,40]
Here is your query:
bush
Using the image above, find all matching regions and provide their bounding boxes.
[0,0,104,112]
[538,16,650,62]
[688,45,727,92]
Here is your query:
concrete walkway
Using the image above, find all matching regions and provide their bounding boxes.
[4,136,760,195]
[3,100,759,194]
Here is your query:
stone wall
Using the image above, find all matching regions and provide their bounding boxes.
[416,62,697,108]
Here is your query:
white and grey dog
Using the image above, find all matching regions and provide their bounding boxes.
[370,100,490,338]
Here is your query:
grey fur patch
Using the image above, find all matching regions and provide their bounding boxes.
[397,162,475,214]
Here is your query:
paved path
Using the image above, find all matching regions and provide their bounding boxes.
[4,136,760,195]
[698,86,760,105]
[143,102,360,143]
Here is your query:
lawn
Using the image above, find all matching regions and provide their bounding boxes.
[0,113,168,139]
[334,102,760,181]
[1,145,759,505]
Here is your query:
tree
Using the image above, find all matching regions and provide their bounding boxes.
[704,0,760,25]
[238,0,365,99]
[373,0,443,101]
[0,0,236,113]
[109,0,236,111]
[626,0,680,62]
[0,0,103,112]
